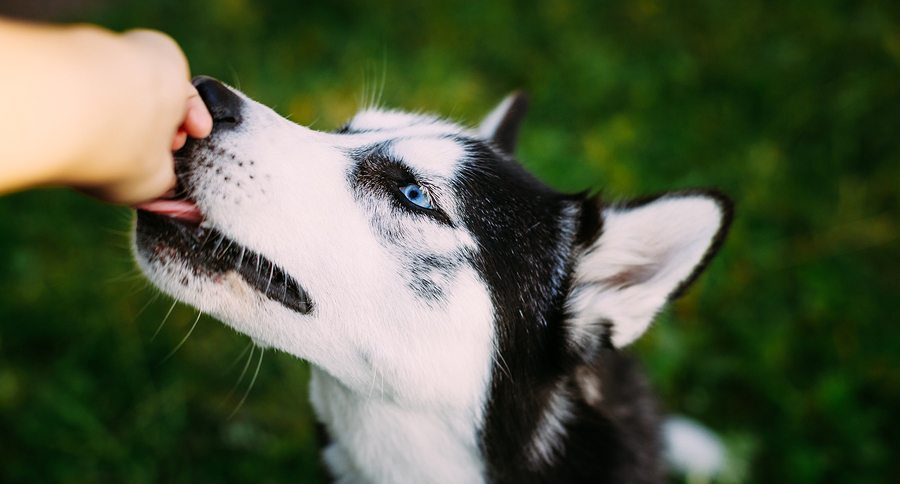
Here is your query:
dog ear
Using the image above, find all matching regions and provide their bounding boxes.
[479,91,528,154]
[566,191,733,355]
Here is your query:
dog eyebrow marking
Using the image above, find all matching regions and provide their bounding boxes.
[347,141,460,228]
[389,136,465,180]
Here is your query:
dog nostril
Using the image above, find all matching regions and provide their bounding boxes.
[193,75,243,127]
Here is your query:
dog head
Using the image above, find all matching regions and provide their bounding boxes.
[134,77,731,421]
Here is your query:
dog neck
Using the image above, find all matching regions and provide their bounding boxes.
[308,367,486,484]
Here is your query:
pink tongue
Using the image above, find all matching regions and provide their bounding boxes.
[134,199,204,223]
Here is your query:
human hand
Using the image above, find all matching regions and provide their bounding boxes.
[0,22,214,203]
[67,29,212,204]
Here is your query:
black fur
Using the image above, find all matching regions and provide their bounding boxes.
[405,253,464,304]
[448,139,664,483]
[486,91,529,154]
[349,143,455,227]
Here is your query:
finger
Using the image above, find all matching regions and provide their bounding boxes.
[128,153,178,205]
[172,129,188,151]
[184,87,213,138]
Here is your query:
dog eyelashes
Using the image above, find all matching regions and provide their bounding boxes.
[351,150,452,225]
[376,161,447,220]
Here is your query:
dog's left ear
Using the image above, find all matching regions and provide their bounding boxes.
[566,191,733,353]
[479,91,528,154]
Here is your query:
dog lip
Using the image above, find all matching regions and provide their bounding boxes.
[135,211,315,314]
[134,198,204,224]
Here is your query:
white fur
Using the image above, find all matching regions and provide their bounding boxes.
[350,109,458,134]
[391,137,465,181]
[526,381,574,468]
[347,109,468,141]
[568,195,725,347]
[477,94,516,140]
[311,369,486,484]
[663,416,727,479]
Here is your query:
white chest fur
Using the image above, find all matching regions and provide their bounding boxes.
[309,368,486,484]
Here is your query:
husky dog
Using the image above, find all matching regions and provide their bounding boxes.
[134,76,732,483]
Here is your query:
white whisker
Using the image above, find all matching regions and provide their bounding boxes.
[235,247,246,271]
[200,229,215,249]
[265,263,275,294]
[133,292,161,321]
[161,311,202,362]
[222,344,256,406]
[223,340,254,375]
[230,348,264,418]
[151,300,178,341]
[210,234,225,257]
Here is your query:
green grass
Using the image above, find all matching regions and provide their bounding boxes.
[1,0,899,482]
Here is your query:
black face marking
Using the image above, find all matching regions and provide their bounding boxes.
[349,143,454,226]
[404,253,464,304]
[346,140,471,303]
[487,91,529,154]
[408,277,443,302]
[444,138,667,482]
[349,144,468,302]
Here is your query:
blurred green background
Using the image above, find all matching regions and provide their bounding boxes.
[1,0,899,482]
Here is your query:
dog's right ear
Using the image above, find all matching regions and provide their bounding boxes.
[565,191,733,356]
[478,91,528,154]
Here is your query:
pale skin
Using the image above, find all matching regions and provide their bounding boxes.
[0,19,213,205]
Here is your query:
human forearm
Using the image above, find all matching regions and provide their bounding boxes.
[1,21,133,192]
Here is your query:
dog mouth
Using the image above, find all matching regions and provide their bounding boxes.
[134,181,314,314]
[134,198,204,224]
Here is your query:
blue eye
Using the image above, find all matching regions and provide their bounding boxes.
[400,183,433,209]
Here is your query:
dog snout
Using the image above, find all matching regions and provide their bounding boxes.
[193,76,243,129]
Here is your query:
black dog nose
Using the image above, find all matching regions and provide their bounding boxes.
[193,76,242,127]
